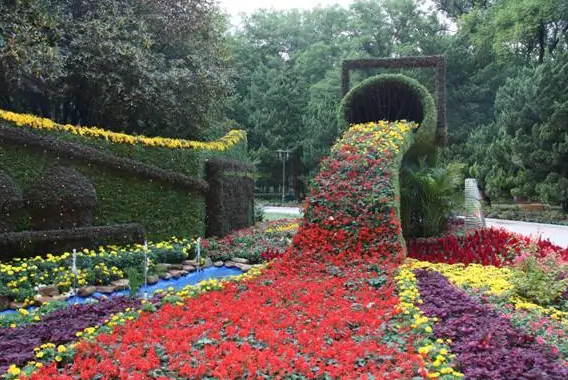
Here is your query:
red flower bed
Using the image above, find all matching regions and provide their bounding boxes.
[408,227,568,266]
[27,262,424,380]
[20,121,425,379]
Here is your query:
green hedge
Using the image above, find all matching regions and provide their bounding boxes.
[0,118,249,250]
[205,158,255,238]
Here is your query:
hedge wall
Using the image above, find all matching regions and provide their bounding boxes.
[0,112,249,255]
[205,158,255,238]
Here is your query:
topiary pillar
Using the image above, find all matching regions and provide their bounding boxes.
[26,166,97,230]
[0,169,23,233]
[205,159,255,238]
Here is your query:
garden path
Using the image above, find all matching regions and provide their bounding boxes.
[262,207,568,248]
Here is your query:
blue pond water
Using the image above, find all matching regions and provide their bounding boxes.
[0,266,242,316]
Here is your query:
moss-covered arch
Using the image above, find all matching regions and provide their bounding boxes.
[338,74,437,149]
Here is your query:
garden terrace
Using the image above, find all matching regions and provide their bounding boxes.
[0,110,253,255]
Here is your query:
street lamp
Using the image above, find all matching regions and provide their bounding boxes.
[276,148,291,204]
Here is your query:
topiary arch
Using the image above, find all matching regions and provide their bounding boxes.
[339,74,437,148]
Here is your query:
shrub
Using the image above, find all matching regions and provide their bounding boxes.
[125,267,143,296]
[401,160,464,238]
[510,243,568,307]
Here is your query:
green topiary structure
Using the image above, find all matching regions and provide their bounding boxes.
[339,73,437,145]
[205,158,255,238]
[0,111,251,249]
[341,55,447,146]
[26,166,97,230]
[0,169,23,233]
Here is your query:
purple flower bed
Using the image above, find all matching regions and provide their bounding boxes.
[415,269,568,380]
[0,297,141,373]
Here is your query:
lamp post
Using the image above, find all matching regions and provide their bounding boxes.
[276,148,291,204]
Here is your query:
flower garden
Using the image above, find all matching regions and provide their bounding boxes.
[1,112,567,380]
[2,67,568,380]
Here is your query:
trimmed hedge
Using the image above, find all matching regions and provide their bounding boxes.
[0,126,209,192]
[205,158,255,238]
[0,169,23,233]
[26,166,97,231]
[0,114,249,253]
[0,224,145,259]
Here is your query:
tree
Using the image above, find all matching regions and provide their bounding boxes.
[473,54,568,210]
[228,0,448,193]
[0,0,231,138]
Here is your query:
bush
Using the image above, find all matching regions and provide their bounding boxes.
[401,160,464,238]
[510,242,568,308]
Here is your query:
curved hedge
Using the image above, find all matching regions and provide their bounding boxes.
[339,74,436,145]
[0,110,251,250]
[339,74,437,163]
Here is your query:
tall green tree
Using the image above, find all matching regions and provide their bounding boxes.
[0,0,231,138]
[228,0,448,192]
[478,56,568,211]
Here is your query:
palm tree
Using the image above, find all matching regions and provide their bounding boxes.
[401,159,464,238]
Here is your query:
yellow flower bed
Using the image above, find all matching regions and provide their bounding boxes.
[0,238,190,307]
[0,109,246,151]
[333,120,418,156]
[405,259,514,295]
[265,222,299,234]
[406,259,568,322]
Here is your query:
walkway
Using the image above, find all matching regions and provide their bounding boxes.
[486,218,568,248]
[262,207,568,248]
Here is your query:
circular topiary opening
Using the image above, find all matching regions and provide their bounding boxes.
[344,78,424,125]
[339,74,437,146]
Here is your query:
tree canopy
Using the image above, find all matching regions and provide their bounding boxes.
[0,0,230,138]
[2,0,568,209]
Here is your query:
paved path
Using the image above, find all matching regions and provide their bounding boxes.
[485,218,568,248]
[263,206,302,215]
[262,207,568,248]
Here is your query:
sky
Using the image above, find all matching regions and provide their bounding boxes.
[219,0,439,26]
[219,0,355,24]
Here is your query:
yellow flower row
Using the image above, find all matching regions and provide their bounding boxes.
[333,120,418,156]
[265,223,299,233]
[395,266,464,379]
[405,259,568,322]
[0,109,246,151]
[0,238,191,308]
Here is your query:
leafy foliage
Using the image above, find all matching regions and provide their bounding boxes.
[470,55,568,210]
[0,0,231,139]
[510,247,568,307]
[401,161,464,238]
